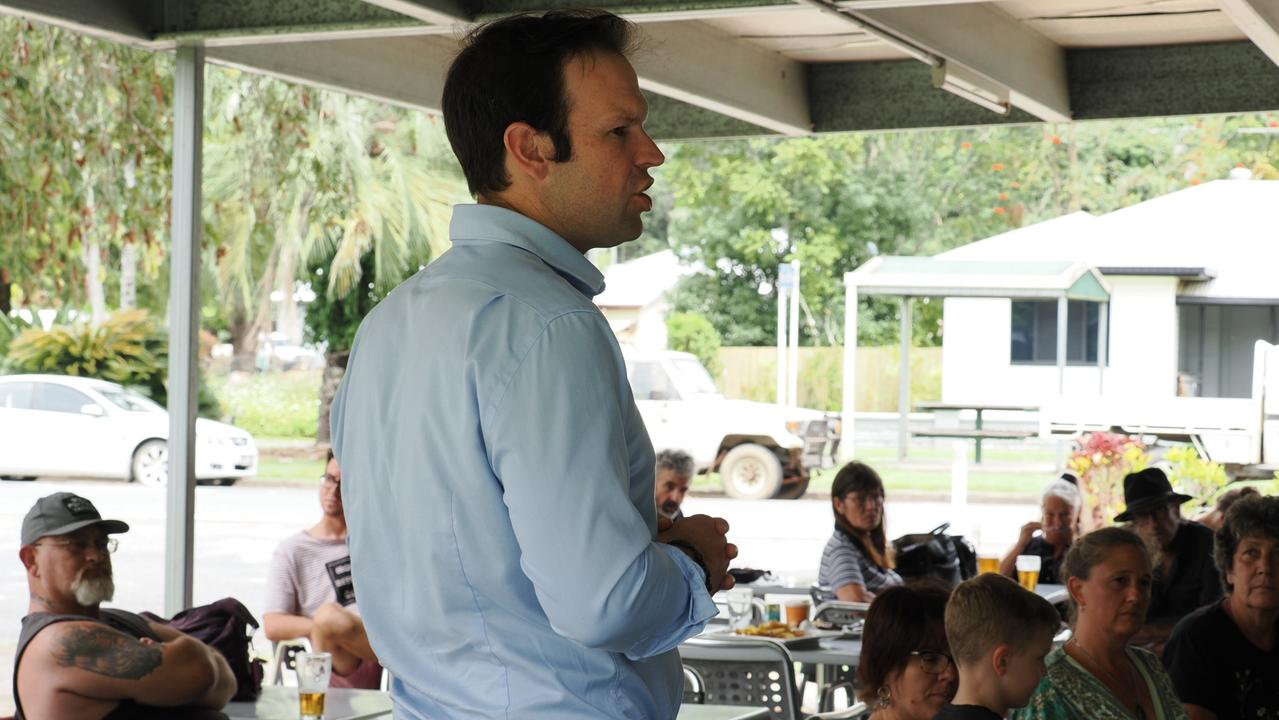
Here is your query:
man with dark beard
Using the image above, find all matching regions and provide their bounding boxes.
[13,492,236,720]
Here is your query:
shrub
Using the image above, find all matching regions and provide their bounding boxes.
[5,309,222,418]
[667,312,722,376]
[1165,445,1229,513]
[1068,432,1149,531]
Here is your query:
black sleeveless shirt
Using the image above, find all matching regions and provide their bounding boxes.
[13,608,227,720]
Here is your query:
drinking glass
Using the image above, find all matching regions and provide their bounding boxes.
[296,651,333,720]
[1016,555,1042,592]
[784,599,811,628]
[726,588,755,629]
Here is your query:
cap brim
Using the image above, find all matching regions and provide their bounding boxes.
[35,518,130,542]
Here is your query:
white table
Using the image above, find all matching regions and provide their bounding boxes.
[678,704,772,719]
[225,686,392,719]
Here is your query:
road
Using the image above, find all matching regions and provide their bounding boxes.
[0,478,1036,714]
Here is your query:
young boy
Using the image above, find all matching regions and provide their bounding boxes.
[935,573,1061,719]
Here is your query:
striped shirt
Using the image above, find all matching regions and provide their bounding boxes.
[818,531,902,600]
[265,531,359,618]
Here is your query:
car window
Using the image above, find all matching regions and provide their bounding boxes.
[0,382,36,410]
[630,361,679,401]
[33,383,95,414]
[669,357,720,396]
[96,386,162,412]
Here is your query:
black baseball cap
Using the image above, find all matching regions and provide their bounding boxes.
[21,493,130,546]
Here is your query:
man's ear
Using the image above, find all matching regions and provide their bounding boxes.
[991,644,1013,677]
[502,121,557,183]
[18,545,37,573]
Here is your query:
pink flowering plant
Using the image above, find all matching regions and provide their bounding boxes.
[1068,432,1149,532]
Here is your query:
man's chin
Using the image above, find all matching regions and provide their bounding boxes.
[72,575,116,606]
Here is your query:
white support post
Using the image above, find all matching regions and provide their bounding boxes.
[951,440,969,536]
[787,261,801,409]
[776,286,787,405]
[1097,300,1108,394]
[165,44,204,617]
[898,296,913,461]
[840,283,859,462]
[1056,296,1068,395]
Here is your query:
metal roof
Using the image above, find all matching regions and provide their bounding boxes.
[843,255,1111,301]
[4,0,1279,139]
[939,179,1279,301]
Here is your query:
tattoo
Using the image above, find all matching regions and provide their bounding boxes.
[54,625,163,680]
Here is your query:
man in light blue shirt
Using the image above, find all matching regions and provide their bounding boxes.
[330,11,735,719]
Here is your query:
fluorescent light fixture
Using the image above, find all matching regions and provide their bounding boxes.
[932,61,1011,117]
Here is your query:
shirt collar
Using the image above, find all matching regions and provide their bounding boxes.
[449,204,606,298]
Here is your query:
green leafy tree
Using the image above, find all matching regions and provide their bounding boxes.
[666,312,721,375]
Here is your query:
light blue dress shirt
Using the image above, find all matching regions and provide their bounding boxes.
[331,204,718,719]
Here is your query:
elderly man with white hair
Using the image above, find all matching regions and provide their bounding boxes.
[1000,473,1082,585]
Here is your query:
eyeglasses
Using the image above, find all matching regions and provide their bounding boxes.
[33,538,118,555]
[909,650,954,674]
[849,492,884,506]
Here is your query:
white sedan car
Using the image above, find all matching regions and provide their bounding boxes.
[0,374,258,487]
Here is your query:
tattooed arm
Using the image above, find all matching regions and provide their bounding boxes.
[19,620,233,711]
[146,619,237,707]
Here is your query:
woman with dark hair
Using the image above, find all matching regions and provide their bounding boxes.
[1163,494,1279,719]
[818,462,902,602]
[858,583,957,720]
[1013,527,1187,719]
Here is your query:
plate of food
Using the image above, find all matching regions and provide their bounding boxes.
[713,621,829,649]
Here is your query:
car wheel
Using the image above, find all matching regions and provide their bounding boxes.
[775,476,811,500]
[131,440,168,488]
[720,443,784,500]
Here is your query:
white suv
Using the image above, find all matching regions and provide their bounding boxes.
[624,348,838,499]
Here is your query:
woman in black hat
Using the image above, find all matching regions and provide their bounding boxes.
[1116,468,1222,647]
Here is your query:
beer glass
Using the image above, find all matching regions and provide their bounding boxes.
[297,651,333,720]
[784,599,811,628]
[1015,555,1042,592]
[977,554,1000,574]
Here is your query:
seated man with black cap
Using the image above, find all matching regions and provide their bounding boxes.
[1116,468,1223,651]
[14,492,236,720]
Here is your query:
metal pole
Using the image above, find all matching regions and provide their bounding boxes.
[1097,301,1108,394]
[840,283,858,462]
[777,286,787,405]
[898,297,913,461]
[1056,296,1068,395]
[165,44,204,616]
[787,261,801,409]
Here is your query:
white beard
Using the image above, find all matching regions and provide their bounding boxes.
[72,570,115,606]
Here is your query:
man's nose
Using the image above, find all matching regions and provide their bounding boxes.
[636,128,664,168]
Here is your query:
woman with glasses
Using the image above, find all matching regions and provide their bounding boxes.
[857,583,957,720]
[819,461,902,603]
[1012,527,1187,720]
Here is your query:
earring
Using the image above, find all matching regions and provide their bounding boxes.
[876,686,892,709]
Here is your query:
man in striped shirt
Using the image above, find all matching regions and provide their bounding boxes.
[263,451,381,688]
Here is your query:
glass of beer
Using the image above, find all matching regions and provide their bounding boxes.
[1016,555,1042,592]
[296,651,333,720]
[784,599,811,628]
[977,553,1000,575]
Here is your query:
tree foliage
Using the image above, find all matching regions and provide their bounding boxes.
[666,312,722,375]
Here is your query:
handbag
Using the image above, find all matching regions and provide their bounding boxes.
[891,522,976,588]
[142,596,264,701]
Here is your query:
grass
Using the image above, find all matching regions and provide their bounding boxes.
[246,456,326,485]
[207,370,321,439]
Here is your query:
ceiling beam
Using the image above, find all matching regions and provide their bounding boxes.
[358,0,472,26]
[205,35,456,113]
[1219,0,1279,68]
[634,20,811,135]
[0,0,155,44]
[853,2,1071,123]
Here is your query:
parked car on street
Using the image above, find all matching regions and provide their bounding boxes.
[0,374,258,486]
[624,348,839,499]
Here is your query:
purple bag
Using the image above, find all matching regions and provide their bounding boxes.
[142,597,264,701]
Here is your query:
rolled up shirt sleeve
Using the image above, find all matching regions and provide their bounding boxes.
[484,310,717,659]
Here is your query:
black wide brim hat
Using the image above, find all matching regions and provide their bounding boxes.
[1114,467,1192,522]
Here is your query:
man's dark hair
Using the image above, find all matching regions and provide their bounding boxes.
[441,11,638,197]
[857,582,950,703]
[655,449,693,478]
[1214,494,1279,592]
